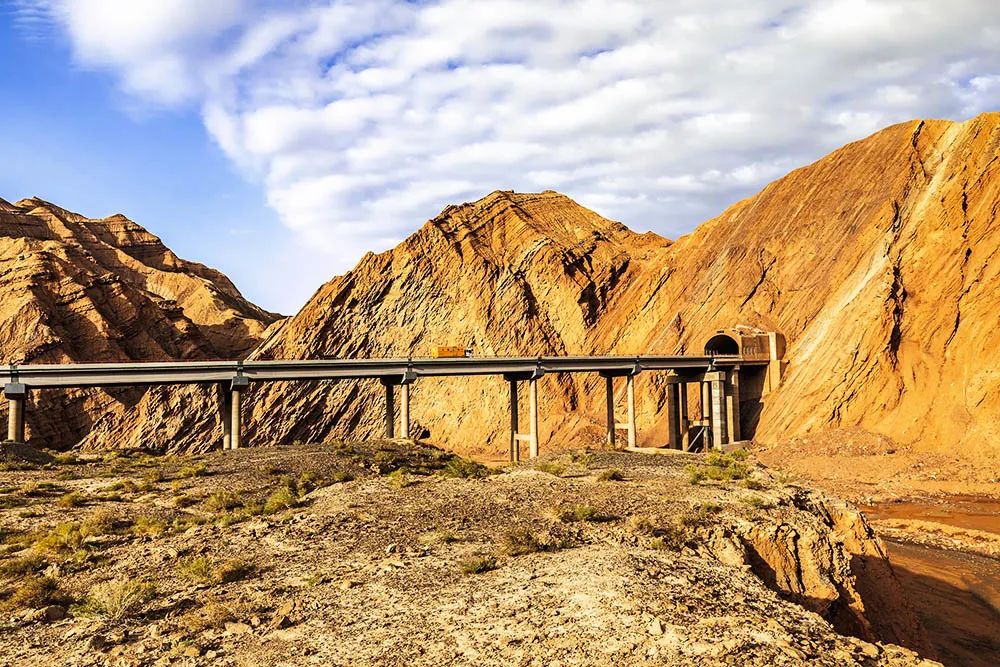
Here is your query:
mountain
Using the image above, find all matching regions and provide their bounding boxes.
[7,112,1000,457]
[0,197,281,447]
[238,112,1000,458]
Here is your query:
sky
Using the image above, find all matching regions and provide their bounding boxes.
[1,1,999,314]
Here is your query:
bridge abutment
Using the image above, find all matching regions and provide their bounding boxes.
[5,383,26,444]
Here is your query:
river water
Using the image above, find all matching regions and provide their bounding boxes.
[865,498,1000,667]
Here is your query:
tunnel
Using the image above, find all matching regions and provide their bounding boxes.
[704,333,740,356]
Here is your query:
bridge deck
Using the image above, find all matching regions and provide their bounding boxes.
[0,355,750,389]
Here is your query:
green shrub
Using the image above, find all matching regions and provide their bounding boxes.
[418,529,458,546]
[501,528,554,556]
[263,488,298,515]
[77,579,155,621]
[203,491,243,513]
[177,463,208,479]
[440,457,490,479]
[460,555,497,574]
[176,556,213,582]
[386,469,414,489]
[33,522,85,555]
[57,491,87,508]
[131,515,168,537]
[2,575,67,610]
[569,450,595,467]
[0,553,46,578]
[329,471,354,483]
[535,462,565,476]
[596,469,624,482]
[558,505,601,523]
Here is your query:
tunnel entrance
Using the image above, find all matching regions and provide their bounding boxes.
[704,333,740,356]
[700,326,786,442]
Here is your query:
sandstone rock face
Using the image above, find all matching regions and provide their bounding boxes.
[0,197,281,448]
[236,112,1000,458]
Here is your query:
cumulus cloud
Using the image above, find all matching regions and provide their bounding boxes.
[26,0,1000,296]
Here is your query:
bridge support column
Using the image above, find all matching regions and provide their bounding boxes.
[726,367,741,442]
[220,384,232,450]
[5,383,26,444]
[381,380,395,438]
[626,374,636,449]
[604,375,615,449]
[229,376,248,450]
[679,383,690,451]
[528,378,539,459]
[666,382,681,449]
[508,378,520,462]
[399,382,411,440]
[709,377,728,450]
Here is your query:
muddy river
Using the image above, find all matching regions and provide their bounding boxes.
[865,498,1000,667]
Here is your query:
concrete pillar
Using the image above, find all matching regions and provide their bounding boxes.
[399,383,411,440]
[220,385,232,450]
[383,381,395,439]
[5,383,26,444]
[726,367,741,442]
[626,374,636,449]
[701,382,711,423]
[604,375,616,449]
[509,379,519,462]
[528,378,539,459]
[230,386,242,450]
[709,378,728,450]
[666,382,681,449]
[679,383,690,451]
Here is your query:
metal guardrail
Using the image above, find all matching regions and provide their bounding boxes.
[0,355,746,389]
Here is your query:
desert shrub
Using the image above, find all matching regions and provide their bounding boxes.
[176,601,236,633]
[386,469,414,489]
[596,469,624,482]
[55,471,79,481]
[173,494,200,508]
[131,515,168,537]
[559,505,601,523]
[329,471,354,483]
[80,508,122,537]
[741,495,771,509]
[501,528,554,556]
[77,579,155,621]
[263,488,298,515]
[440,457,490,479]
[176,463,208,479]
[176,556,213,582]
[0,553,46,578]
[535,462,565,476]
[460,555,497,574]
[742,478,768,490]
[2,575,68,610]
[203,491,243,513]
[215,558,253,584]
[143,468,164,484]
[625,515,656,536]
[33,522,85,555]
[297,470,321,493]
[54,453,80,465]
[56,491,87,508]
[569,450,595,467]
[418,529,458,546]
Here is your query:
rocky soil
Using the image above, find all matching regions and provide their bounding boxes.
[0,444,938,666]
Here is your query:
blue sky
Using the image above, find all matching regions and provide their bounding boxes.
[2,1,999,314]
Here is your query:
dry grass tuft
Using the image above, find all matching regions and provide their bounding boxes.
[77,578,155,621]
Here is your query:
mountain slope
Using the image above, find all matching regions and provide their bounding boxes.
[238,113,1000,458]
[0,197,281,448]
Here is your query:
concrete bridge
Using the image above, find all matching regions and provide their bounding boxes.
[0,327,785,459]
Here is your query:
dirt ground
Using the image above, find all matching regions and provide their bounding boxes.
[0,442,936,667]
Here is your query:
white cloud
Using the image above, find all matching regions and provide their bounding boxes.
[27,0,1000,309]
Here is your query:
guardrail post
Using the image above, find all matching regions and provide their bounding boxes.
[709,376,728,450]
[230,376,249,450]
[4,383,26,444]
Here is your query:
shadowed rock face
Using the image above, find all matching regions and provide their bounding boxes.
[0,197,282,448]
